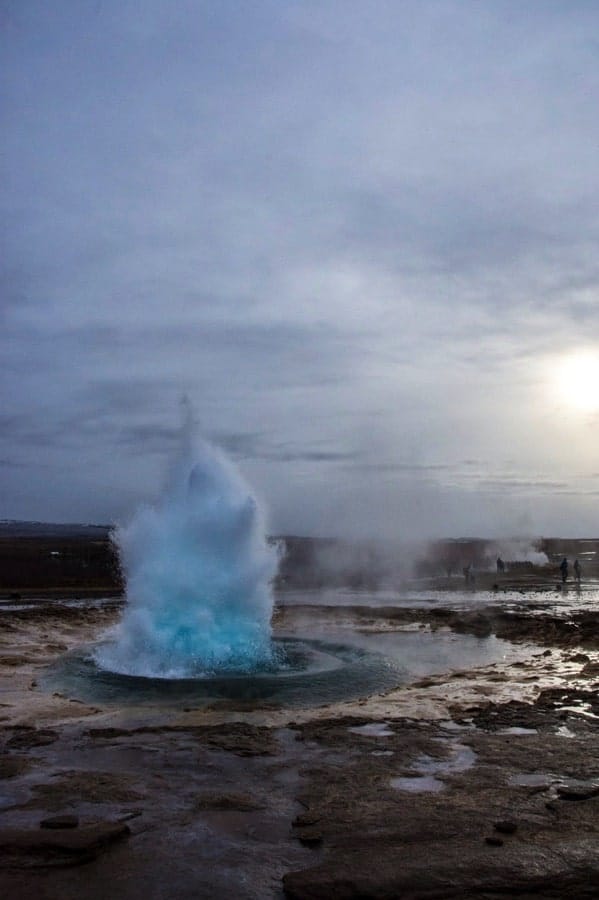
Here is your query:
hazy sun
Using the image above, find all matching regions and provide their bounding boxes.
[556,352,599,412]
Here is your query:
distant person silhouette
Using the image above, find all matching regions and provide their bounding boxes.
[559,557,568,583]
[463,564,474,586]
[574,558,581,583]
[496,556,505,574]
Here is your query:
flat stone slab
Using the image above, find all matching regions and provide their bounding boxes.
[6,727,59,749]
[0,822,130,868]
[40,815,80,829]
[556,780,599,801]
[283,837,599,899]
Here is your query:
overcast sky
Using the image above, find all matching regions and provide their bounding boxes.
[2,1,599,539]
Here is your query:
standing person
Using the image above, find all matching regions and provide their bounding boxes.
[559,557,568,583]
[574,558,581,583]
[496,556,505,574]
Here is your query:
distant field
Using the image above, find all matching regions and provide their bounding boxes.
[1,522,598,597]
[0,535,122,597]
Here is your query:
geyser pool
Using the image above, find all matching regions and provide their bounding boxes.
[95,427,279,678]
[44,623,521,708]
[48,636,406,707]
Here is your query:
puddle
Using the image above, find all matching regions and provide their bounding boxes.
[508,772,555,787]
[391,740,476,793]
[348,722,394,737]
[391,775,444,793]
[337,629,522,679]
[414,743,476,775]
[499,727,538,735]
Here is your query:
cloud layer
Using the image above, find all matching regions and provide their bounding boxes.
[2,1,599,537]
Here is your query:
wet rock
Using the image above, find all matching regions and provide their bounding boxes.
[85,726,132,740]
[6,727,58,750]
[0,821,130,868]
[282,839,599,899]
[0,655,33,667]
[296,826,323,846]
[0,755,31,779]
[85,722,279,756]
[201,723,278,756]
[293,811,322,828]
[556,781,599,801]
[40,815,79,830]
[485,835,504,846]
[25,771,142,810]
[195,792,266,811]
[118,808,143,821]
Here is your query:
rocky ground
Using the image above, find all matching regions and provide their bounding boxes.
[1,586,599,898]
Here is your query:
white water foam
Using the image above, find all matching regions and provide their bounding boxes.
[95,415,279,678]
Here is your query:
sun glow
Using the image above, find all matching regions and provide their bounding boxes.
[556,352,599,412]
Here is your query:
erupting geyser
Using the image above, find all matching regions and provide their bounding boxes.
[95,420,279,678]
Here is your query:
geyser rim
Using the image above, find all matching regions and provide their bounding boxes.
[79,635,378,683]
[41,636,407,708]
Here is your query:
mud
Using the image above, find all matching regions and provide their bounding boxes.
[1,589,599,898]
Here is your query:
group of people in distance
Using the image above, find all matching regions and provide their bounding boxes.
[560,556,581,584]
[494,554,582,585]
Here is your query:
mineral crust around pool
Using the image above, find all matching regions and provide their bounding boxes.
[2,590,599,898]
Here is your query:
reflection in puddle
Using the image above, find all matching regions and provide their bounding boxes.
[415,743,476,775]
[348,722,394,737]
[508,772,555,787]
[391,741,476,793]
[338,629,520,679]
[391,775,444,793]
[499,727,538,735]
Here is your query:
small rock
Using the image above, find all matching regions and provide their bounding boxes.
[118,809,143,822]
[297,827,323,846]
[293,811,321,828]
[485,836,504,846]
[494,820,517,835]
[0,821,130,868]
[40,815,79,830]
